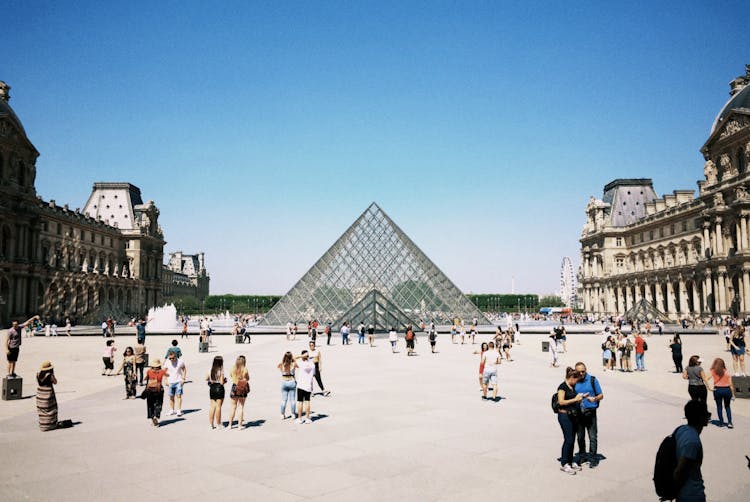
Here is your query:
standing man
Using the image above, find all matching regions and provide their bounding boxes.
[634,331,647,371]
[308,341,330,396]
[163,352,187,417]
[136,317,147,345]
[340,322,350,345]
[574,362,604,467]
[6,316,39,377]
[295,350,315,424]
[325,321,332,345]
[673,399,711,501]
[357,321,366,344]
[101,319,108,337]
[482,342,501,401]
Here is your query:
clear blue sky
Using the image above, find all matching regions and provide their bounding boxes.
[3,1,747,295]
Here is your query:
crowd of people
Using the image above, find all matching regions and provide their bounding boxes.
[5,310,748,500]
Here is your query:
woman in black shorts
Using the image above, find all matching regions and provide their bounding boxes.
[206,356,226,429]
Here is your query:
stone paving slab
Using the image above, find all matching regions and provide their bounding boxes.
[1,332,749,501]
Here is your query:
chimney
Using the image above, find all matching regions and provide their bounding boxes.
[0,81,10,102]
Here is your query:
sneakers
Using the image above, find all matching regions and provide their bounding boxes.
[295,418,303,424]
[560,464,577,475]
[589,460,599,468]
[166,410,176,416]
[727,423,734,429]
[151,417,159,426]
[303,419,312,424]
[176,410,183,417]
[571,463,582,471]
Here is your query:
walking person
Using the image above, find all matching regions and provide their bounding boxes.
[601,336,613,372]
[357,322,366,344]
[278,351,297,420]
[502,332,513,361]
[229,355,250,428]
[388,327,398,353]
[683,356,709,403]
[135,317,147,345]
[482,342,500,401]
[340,322,350,345]
[634,331,647,371]
[574,362,604,468]
[729,326,746,376]
[672,399,711,501]
[367,324,375,347]
[428,327,437,353]
[670,335,683,373]
[6,315,39,377]
[102,340,116,376]
[144,359,167,426]
[405,325,416,356]
[134,342,147,385]
[36,360,58,431]
[549,333,559,368]
[115,347,138,399]
[325,322,332,345]
[65,318,72,337]
[295,350,315,424]
[308,341,330,396]
[709,358,735,428]
[181,319,188,339]
[163,352,187,417]
[556,367,587,475]
[475,342,488,391]
[206,356,226,429]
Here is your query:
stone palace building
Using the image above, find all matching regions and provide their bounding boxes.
[0,81,165,326]
[579,66,750,320]
[162,251,210,301]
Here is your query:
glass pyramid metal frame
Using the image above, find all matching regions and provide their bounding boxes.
[261,203,490,330]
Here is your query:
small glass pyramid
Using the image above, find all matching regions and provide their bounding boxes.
[261,203,490,330]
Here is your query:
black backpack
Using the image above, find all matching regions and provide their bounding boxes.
[551,392,560,414]
[653,428,679,500]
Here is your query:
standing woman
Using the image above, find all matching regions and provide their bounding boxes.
[709,358,735,428]
[602,336,613,372]
[278,351,298,419]
[115,347,138,399]
[682,355,709,402]
[206,356,227,429]
[36,361,58,431]
[669,334,683,373]
[228,355,249,429]
[144,359,167,426]
[556,367,586,475]
[388,327,398,353]
[475,342,489,390]
[502,332,513,361]
[367,324,375,347]
[729,326,746,376]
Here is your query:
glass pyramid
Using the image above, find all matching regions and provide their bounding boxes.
[261,203,490,330]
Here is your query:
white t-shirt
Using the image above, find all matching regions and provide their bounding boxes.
[389,330,397,342]
[309,348,321,363]
[296,358,315,392]
[483,350,500,371]
[164,358,186,384]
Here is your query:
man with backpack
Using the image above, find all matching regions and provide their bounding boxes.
[654,399,710,501]
[574,362,604,468]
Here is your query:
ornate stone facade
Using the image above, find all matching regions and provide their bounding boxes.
[162,251,209,301]
[0,81,165,325]
[579,67,750,319]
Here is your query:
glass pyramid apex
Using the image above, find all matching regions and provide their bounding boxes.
[261,203,490,329]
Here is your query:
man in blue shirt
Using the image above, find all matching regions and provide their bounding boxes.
[674,399,710,501]
[574,362,604,467]
[136,318,147,345]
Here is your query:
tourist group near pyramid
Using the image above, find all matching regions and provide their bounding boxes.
[261,203,489,330]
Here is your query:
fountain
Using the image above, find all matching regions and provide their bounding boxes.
[146,304,181,333]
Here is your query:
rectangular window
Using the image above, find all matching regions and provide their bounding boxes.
[659,227,664,238]
[649,230,654,240]
[616,257,624,268]
[616,237,622,246]
[670,224,675,235]
[681,220,688,232]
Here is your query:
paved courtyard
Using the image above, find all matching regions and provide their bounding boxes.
[1,330,749,501]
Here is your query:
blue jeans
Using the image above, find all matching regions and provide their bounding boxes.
[281,380,297,416]
[713,387,732,425]
[558,412,578,466]
[358,333,365,344]
[635,353,645,370]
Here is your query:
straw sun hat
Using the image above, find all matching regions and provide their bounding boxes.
[39,360,53,371]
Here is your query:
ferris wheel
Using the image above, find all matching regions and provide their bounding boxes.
[560,257,577,307]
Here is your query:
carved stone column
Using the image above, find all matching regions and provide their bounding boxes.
[678,276,689,315]
[691,279,702,315]
[717,270,727,312]
[655,281,664,313]
[742,215,749,251]
[703,270,713,313]
[625,284,633,311]
[715,218,724,256]
[736,220,743,252]
[702,222,711,257]
[666,280,676,316]
[743,269,750,314]
[644,281,653,305]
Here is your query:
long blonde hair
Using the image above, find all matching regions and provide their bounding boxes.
[231,355,247,381]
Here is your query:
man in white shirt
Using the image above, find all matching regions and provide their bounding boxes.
[163,353,187,416]
[482,342,501,401]
[308,341,330,396]
[295,350,316,424]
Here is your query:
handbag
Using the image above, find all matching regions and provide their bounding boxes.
[235,379,250,395]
